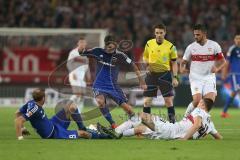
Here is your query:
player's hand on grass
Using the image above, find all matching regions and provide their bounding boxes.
[21,127,31,136]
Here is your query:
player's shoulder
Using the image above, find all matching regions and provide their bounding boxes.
[26,100,39,111]
[207,39,220,47]
[185,41,197,49]
[146,39,156,47]
[228,45,237,52]
[69,48,78,54]
[191,108,206,118]
[115,49,127,56]
[163,39,174,48]
[91,47,102,51]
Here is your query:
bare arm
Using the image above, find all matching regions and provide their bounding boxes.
[180,59,189,74]
[211,132,223,140]
[182,116,202,140]
[132,63,147,90]
[212,57,227,73]
[15,110,30,138]
[221,60,229,80]
[171,60,179,87]
[15,115,27,140]
[171,60,178,77]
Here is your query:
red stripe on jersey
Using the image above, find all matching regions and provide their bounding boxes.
[215,53,224,60]
[187,115,194,124]
[191,54,215,61]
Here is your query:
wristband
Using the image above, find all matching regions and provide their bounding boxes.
[173,75,180,81]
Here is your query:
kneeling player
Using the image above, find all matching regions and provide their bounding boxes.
[15,88,116,140]
[115,98,222,140]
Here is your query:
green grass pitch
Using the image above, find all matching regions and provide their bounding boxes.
[0,106,240,160]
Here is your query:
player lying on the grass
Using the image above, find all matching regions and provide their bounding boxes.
[114,98,223,140]
[15,88,118,140]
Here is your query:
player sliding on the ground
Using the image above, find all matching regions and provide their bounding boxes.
[78,35,147,129]
[114,98,222,140]
[15,88,118,140]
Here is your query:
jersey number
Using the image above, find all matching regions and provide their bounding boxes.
[69,134,77,139]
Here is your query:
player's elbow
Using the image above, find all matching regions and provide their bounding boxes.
[15,116,25,126]
[194,123,202,130]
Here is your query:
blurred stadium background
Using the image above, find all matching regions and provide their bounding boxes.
[0,0,240,108]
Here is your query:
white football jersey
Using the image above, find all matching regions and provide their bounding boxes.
[183,40,222,81]
[190,108,218,139]
[67,48,89,83]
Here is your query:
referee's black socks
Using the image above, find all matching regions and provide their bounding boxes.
[167,106,176,123]
[143,107,151,114]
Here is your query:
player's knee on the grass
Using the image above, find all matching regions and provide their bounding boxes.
[144,97,153,107]
[77,130,90,139]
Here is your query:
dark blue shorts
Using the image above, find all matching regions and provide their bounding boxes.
[230,74,240,92]
[50,110,78,139]
[93,86,128,105]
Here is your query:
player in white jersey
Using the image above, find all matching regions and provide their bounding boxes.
[180,24,226,116]
[67,38,91,112]
[114,98,222,140]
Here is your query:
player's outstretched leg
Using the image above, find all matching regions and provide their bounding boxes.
[95,95,116,128]
[97,123,122,139]
[67,101,86,130]
[77,129,112,139]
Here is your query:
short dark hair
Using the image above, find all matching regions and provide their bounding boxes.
[202,98,214,111]
[32,88,45,102]
[193,24,207,32]
[154,23,166,31]
[104,35,117,45]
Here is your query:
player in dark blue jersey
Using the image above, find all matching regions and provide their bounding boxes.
[15,88,118,140]
[78,35,146,128]
[221,33,240,118]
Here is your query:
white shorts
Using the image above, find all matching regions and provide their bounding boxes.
[190,79,217,96]
[69,74,86,95]
[144,116,192,140]
[69,78,86,88]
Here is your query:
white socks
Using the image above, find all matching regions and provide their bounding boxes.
[184,102,195,117]
[122,128,135,136]
[115,120,134,134]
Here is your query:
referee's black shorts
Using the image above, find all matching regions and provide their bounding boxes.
[143,71,174,97]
